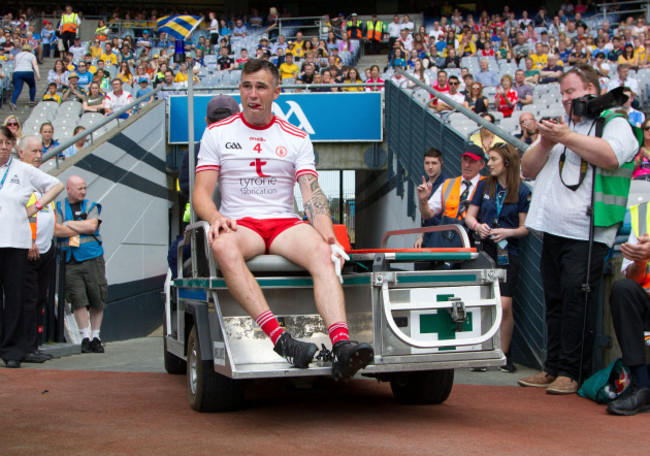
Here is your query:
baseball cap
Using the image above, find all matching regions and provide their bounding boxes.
[461,144,486,161]
[143,30,150,34]
[43,20,51,25]
[351,12,358,16]
[68,72,79,79]
[206,95,240,122]
[139,77,148,83]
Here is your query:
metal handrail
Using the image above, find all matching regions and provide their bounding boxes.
[42,86,162,165]
[274,15,325,40]
[596,0,650,22]
[397,70,530,153]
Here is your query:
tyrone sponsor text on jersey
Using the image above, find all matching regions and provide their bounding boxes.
[239,176,278,196]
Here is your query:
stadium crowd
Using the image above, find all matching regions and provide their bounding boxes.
[0,3,650,415]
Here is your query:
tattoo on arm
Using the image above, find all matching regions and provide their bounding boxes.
[299,175,331,222]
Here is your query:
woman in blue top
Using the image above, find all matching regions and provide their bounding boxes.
[387,47,406,69]
[465,143,531,373]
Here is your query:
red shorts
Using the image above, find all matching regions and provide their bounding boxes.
[237,217,306,253]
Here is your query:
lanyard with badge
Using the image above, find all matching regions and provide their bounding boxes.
[493,186,509,266]
[0,157,12,190]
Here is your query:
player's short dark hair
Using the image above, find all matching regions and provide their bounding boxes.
[424,147,443,160]
[242,59,280,87]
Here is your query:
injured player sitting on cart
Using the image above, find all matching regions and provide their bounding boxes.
[192,59,374,381]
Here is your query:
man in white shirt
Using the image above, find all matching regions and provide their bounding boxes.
[193,60,373,380]
[519,65,639,395]
[397,28,414,51]
[387,15,402,49]
[208,12,219,46]
[69,37,86,61]
[105,78,133,118]
[0,128,63,368]
[401,15,414,31]
[18,136,57,363]
[271,35,287,55]
[428,75,465,113]
[429,21,445,42]
[607,63,640,95]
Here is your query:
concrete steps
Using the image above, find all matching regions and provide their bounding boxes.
[2,56,58,125]
[356,53,389,73]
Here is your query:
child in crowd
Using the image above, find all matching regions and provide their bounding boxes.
[236,49,249,69]
[135,77,153,105]
[42,83,62,103]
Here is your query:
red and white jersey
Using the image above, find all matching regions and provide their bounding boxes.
[196,113,317,220]
[105,90,133,111]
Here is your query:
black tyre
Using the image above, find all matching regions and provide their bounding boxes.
[187,326,244,412]
[390,369,454,405]
[163,312,186,375]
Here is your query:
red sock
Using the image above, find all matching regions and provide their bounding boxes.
[328,321,350,345]
[255,310,285,345]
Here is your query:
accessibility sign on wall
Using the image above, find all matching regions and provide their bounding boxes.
[168,92,383,144]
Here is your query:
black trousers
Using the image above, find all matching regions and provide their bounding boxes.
[610,278,650,367]
[23,247,56,353]
[368,39,381,54]
[61,31,76,52]
[540,233,609,380]
[0,248,29,362]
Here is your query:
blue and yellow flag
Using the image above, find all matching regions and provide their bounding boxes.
[156,15,203,40]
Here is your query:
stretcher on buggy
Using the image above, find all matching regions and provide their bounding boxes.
[164,222,506,412]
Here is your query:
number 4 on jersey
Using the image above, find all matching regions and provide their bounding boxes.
[253,143,262,154]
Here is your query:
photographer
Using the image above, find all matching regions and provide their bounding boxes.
[519,65,639,395]
[54,176,107,354]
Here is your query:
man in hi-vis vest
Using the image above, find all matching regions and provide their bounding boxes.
[606,201,650,416]
[55,175,107,354]
[519,65,638,395]
[59,4,81,52]
[417,143,485,248]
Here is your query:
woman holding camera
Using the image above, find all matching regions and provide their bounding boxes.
[465,143,531,373]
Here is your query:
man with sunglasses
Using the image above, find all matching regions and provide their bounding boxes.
[428,75,465,114]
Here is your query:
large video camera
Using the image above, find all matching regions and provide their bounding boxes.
[571,86,628,119]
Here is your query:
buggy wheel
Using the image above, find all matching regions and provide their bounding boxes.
[187,326,244,412]
[390,369,454,405]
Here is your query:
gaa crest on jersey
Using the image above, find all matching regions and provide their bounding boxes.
[275,146,288,158]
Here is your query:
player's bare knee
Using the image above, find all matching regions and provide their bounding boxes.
[307,241,337,275]
[211,237,241,265]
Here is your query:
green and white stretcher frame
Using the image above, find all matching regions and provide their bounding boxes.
[166,221,507,380]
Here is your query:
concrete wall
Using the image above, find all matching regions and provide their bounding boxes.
[355,155,420,249]
[51,101,169,340]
